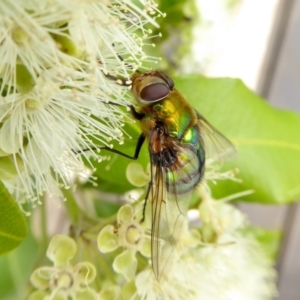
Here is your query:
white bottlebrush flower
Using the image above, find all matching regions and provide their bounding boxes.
[118,166,277,300]
[132,234,277,300]
[120,162,277,299]
[0,0,162,204]
[129,200,277,300]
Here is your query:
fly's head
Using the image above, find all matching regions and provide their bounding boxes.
[131,71,174,105]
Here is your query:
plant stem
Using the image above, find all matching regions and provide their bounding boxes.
[40,195,48,250]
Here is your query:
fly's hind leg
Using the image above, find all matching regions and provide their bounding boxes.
[141,182,152,223]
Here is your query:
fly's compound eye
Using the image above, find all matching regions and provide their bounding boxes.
[140,83,170,102]
[163,75,174,90]
[154,72,174,90]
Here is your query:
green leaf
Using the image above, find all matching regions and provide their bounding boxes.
[175,75,300,204]
[0,232,38,299]
[0,181,27,255]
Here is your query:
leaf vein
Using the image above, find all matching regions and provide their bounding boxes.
[0,230,23,241]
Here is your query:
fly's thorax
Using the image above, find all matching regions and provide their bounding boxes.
[138,94,198,140]
[135,98,177,139]
[153,98,177,118]
[160,93,198,141]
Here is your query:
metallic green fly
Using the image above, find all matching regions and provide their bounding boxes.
[100,70,235,280]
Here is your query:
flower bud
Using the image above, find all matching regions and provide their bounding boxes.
[46,235,77,266]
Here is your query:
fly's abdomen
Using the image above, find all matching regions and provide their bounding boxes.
[166,144,204,194]
[149,122,205,194]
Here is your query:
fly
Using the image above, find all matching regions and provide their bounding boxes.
[85,70,235,280]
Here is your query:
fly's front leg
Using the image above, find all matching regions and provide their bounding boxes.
[129,105,145,121]
[73,133,145,160]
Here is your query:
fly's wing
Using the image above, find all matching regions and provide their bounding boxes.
[150,156,192,281]
[196,111,236,163]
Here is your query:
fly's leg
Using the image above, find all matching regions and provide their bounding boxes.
[111,42,138,70]
[129,105,145,120]
[95,133,151,225]
[102,71,132,87]
[75,133,150,222]
[99,43,141,87]
[141,182,152,223]
[73,133,145,160]
[100,133,145,160]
